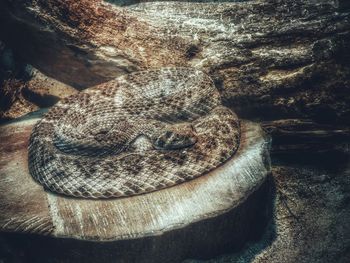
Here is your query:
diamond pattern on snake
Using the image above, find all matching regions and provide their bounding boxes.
[28,68,240,198]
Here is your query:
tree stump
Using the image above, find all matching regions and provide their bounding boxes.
[0,112,271,262]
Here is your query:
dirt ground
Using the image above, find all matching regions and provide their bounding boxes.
[187,153,350,263]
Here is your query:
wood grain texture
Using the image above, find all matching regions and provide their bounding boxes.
[0,116,53,236]
[0,113,271,261]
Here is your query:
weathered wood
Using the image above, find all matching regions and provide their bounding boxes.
[0,113,271,262]
[262,119,350,154]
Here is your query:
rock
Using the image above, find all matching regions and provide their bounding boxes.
[1,1,349,113]
[0,0,349,152]
[0,42,77,122]
[190,160,350,263]
[0,41,37,121]
[22,69,78,108]
[0,114,271,263]
[0,78,39,121]
[0,0,191,88]
[0,69,77,122]
[243,161,350,263]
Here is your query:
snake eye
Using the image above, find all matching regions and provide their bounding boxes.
[164,131,173,138]
[153,124,197,150]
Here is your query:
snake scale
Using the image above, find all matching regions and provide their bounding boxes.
[28,68,240,198]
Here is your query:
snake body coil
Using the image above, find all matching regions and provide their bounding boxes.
[29,68,240,198]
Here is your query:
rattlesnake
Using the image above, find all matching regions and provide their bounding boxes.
[28,68,240,198]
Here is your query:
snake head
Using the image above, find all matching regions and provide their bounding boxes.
[153,123,197,150]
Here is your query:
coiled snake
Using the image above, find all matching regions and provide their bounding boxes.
[28,68,240,198]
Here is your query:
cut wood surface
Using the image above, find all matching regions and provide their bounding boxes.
[0,112,271,262]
